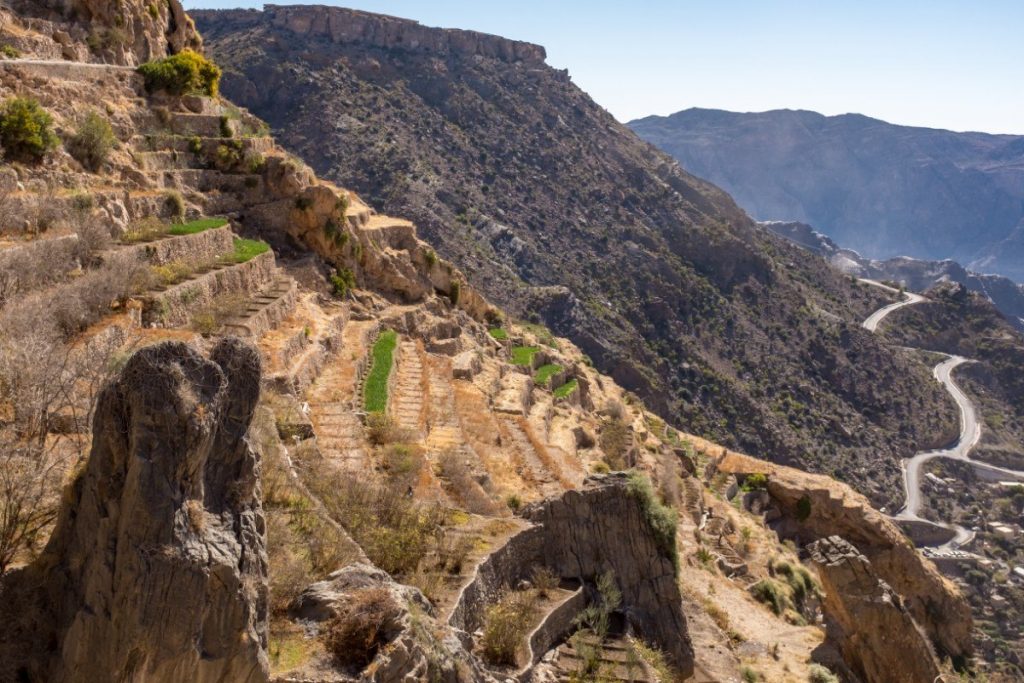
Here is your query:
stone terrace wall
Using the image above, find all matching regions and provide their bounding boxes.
[448,473,694,676]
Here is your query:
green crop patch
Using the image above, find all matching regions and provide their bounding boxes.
[364,330,398,413]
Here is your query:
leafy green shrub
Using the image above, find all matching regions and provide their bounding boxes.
[448,280,461,305]
[219,114,233,138]
[0,97,58,162]
[0,45,21,59]
[741,472,768,491]
[423,248,437,267]
[330,268,356,297]
[364,330,398,413]
[137,49,221,96]
[147,2,159,19]
[66,111,115,171]
[505,494,522,511]
[741,666,760,683]
[481,591,538,666]
[188,135,203,154]
[626,471,678,570]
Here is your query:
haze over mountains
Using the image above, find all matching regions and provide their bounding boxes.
[629,108,1024,283]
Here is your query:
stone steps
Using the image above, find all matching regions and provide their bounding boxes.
[390,340,425,437]
[135,150,206,172]
[499,416,564,499]
[305,320,378,473]
[552,636,655,683]
[130,134,275,156]
[219,274,298,339]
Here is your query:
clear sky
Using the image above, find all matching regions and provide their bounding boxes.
[184,0,1024,134]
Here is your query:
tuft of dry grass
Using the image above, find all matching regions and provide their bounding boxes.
[480,590,538,666]
[321,587,403,669]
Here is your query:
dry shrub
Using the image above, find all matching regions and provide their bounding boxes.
[122,216,168,243]
[436,531,475,575]
[480,590,538,666]
[438,450,498,515]
[305,462,447,577]
[599,417,632,470]
[265,509,310,616]
[531,565,559,598]
[321,587,403,669]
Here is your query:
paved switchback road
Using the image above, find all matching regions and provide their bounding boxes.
[859,280,1024,553]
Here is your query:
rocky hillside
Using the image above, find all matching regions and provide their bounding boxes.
[0,1,980,681]
[629,108,1024,282]
[192,5,960,509]
[763,220,1024,331]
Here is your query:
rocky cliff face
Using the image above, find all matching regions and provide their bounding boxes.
[0,340,269,683]
[194,6,959,509]
[809,536,943,683]
[13,0,201,64]
[630,108,1024,282]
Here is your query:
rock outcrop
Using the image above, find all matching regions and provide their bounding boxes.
[0,339,269,683]
[716,451,974,664]
[809,536,942,683]
[23,0,201,64]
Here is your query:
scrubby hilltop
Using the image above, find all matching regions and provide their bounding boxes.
[194,5,959,509]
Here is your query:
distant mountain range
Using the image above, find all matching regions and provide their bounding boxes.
[629,108,1024,283]
[761,221,1024,331]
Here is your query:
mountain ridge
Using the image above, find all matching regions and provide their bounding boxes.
[629,107,1024,282]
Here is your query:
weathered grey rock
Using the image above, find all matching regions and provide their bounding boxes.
[0,339,269,683]
[808,536,942,683]
[452,350,481,379]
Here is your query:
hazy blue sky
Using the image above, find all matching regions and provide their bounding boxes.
[185,0,1024,134]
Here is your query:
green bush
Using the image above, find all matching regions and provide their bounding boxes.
[164,190,186,220]
[330,268,356,297]
[796,495,812,521]
[0,97,58,162]
[137,49,221,97]
[66,111,115,171]
[750,578,789,616]
[449,280,461,305]
[0,45,20,59]
[741,472,768,491]
[626,471,678,570]
[488,327,509,341]
[481,591,538,666]
[364,330,398,413]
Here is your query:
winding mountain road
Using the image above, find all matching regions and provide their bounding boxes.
[859,280,1024,552]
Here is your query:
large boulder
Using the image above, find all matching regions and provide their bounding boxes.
[808,536,942,683]
[0,339,269,683]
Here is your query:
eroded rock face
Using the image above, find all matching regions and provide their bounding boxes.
[0,339,269,683]
[716,451,973,664]
[809,536,942,683]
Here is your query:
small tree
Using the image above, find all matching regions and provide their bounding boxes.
[137,49,221,97]
[66,111,115,172]
[0,97,58,162]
